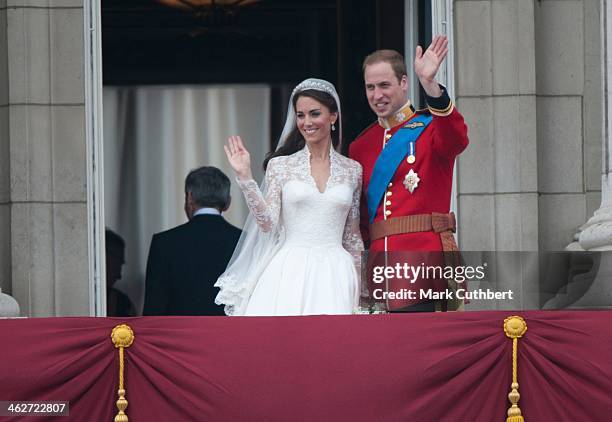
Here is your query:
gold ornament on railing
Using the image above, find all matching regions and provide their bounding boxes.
[111,324,135,422]
[503,316,527,422]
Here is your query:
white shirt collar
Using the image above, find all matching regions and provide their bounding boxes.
[193,207,221,217]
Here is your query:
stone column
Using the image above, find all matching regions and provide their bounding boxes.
[576,0,612,251]
[545,0,611,309]
[536,0,599,252]
[455,0,539,309]
[2,0,90,316]
[0,288,20,317]
[0,1,12,301]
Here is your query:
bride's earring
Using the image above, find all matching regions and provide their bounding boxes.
[331,122,336,131]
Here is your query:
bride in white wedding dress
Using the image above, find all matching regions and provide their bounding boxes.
[215,79,364,316]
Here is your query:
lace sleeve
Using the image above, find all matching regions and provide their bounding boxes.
[342,163,365,277]
[236,158,283,232]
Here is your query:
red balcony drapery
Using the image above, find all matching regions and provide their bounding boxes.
[1,311,611,421]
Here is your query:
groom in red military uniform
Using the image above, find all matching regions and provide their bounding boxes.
[349,35,469,312]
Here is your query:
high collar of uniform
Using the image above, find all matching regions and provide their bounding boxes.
[378,101,415,129]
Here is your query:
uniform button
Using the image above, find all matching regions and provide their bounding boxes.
[384,134,392,140]
[385,200,391,206]
[388,182,393,187]
[385,210,392,216]
[386,191,392,197]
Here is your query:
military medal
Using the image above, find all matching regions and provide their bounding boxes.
[403,169,420,193]
[406,140,416,164]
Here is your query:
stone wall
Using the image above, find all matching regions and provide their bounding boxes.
[535,0,602,250]
[455,0,539,253]
[453,0,603,310]
[1,0,90,316]
[455,0,602,252]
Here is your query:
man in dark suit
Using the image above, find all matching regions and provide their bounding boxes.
[143,166,242,315]
[106,229,136,317]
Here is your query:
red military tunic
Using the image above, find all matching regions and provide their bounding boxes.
[349,88,468,310]
[349,88,469,252]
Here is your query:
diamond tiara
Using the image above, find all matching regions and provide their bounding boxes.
[292,78,337,97]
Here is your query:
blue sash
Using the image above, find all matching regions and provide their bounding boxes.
[366,114,432,224]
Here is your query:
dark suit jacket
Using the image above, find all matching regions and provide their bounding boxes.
[143,214,241,315]
[107,287,136,317]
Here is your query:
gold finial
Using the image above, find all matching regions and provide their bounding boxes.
[111,324,134,422]
[112,324,135,348]
[504,316,527,339]
[503,316,527,422]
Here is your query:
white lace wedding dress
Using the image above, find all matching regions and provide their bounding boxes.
[225,146,363,316]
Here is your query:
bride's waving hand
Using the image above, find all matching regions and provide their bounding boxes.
[224,136,253,181]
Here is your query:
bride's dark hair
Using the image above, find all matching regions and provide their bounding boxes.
[263,89,339,170]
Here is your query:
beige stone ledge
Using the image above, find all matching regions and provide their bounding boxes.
[4,1,82,9]
[1,102,84,106]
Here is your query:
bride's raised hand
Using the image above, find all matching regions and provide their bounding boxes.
[224,135,253,181]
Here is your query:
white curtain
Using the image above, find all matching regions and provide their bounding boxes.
[103,85,271,314]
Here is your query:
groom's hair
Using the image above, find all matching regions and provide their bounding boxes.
[185,166,231,210]
[363,49,407,82]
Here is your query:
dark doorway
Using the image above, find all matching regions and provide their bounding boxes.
[102,0,410,147]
